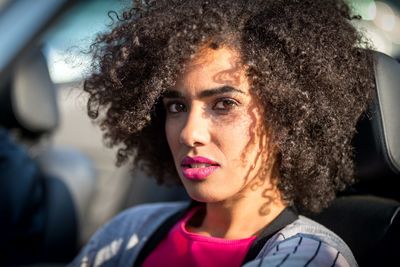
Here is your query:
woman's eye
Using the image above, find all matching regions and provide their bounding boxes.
[166,102,187,113]
[213,99,238,111]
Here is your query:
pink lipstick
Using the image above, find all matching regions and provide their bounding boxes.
[181,156,220,180]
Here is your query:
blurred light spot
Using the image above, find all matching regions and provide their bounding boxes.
[390,17,400,44]
[374,1,396,31]
[368,28,393,55]
[46,47,90,84]
[352,19,393,56]
[367,2,377,20]
[351,0,376,20]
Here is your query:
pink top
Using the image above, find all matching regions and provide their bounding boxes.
[142,207,256,267]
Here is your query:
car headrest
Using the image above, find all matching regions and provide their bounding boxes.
[13,48,59,134]
[353,52,400,179]
[0,47,59,135]
[372,51,400,173]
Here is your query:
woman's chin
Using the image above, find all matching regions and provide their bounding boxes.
[185,189,225,203]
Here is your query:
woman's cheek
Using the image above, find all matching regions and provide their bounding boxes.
[165,118,180,151]
[216,118,254,156]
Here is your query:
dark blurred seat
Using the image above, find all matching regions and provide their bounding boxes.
[310,51,400,267]
[0,47,96,265]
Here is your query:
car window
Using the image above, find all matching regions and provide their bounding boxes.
[43,0,127,84]
[40,0,136,242]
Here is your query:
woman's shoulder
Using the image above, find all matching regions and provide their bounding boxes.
[68,201,190,267]
[245,216,358,267]
[282,215,351,251]
[112,201,189,225]
[96,201,190,237]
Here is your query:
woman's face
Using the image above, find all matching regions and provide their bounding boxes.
[164,46,271,203]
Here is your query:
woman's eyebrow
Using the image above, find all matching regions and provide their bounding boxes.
[163,86,245,99]
[198,86,245,98]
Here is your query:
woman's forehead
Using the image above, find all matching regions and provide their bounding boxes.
[188,45,241,69]
[174,46,249,94]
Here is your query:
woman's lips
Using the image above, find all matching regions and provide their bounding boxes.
[181,156,220,180]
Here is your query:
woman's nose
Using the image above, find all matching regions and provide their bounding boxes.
[179,108,210,147]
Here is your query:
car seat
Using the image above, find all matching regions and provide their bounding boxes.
[0,47,96,265]
[309,51,400,267]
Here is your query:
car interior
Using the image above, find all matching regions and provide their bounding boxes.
[0,1,399,266]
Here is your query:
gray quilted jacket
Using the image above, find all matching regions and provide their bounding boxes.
[68,202,357,267]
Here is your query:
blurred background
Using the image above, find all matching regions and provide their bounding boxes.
[351,0,400,58]
[0,0,399,265]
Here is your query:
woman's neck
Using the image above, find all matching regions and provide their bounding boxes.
[187,182,286,239]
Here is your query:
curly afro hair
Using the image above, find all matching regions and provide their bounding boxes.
[84,0,375,212]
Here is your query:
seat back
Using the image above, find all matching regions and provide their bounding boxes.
[0,47,96,264]
[0,47,59,137]
[310,51,400,267]
[311,195,399,267]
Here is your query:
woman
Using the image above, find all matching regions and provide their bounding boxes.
[70,0,374,266]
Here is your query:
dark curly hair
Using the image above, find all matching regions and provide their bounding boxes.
[84,0,375,212]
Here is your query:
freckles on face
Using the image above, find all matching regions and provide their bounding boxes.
[163,46,268,202]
